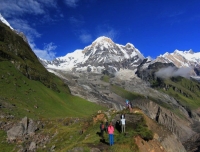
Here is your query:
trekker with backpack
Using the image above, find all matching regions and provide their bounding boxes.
[108,121,114,146]
[105,121,109,133]
[100,122,105,139]
[126,99,129,109]
[128,101,133,113]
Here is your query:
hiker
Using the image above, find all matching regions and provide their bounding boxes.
[121,113,125,119]
[108,121,114,146]
[126,99,129,109]
[105,121,109,133]
[128,101,133,113]
[100,122,105,138]
[120,116,126,133]
[115,120,121,133]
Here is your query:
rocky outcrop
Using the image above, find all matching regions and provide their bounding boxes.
[132,99,200,151]
[7,116,38,141]
[133,99,195,142]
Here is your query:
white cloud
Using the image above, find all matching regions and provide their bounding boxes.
[155,66,193,79]
[101,29,118,40]
[9,19,41,38]
[31,42,57,61]
[79,33,92,43]
[64,0,80,8]
[0,0,57,17]
[0,0,42,17]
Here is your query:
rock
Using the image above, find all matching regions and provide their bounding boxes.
[68,147,84,152]
[7,123,24,140]
[50,145,55,152]
[29,142,36,151]
[21,116,28,134]
[7,117,37,141]
[133,99,195,142]
[90,148,101,152]
[27,119,37,135]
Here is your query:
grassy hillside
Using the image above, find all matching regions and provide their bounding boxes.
[0,61,103,119]
[154,77,200,110]
[0,22,109,151]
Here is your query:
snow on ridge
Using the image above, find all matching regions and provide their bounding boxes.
[172,49,200,62]
[93,36,112,43]
[125,43,135,48]
[58,49,84,61]
[0,13,13,30]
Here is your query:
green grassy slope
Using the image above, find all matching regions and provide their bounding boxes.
[0,22,108,151]
[156,77,200,110]
[0,61,103,119]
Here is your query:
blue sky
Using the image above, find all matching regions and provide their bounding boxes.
[0,0,200,60]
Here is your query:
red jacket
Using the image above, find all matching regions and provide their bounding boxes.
[108,125,114,134]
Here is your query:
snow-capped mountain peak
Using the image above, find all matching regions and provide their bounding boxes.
[92,36,114,44]
[41,36,145,74]
[0,13,13,30]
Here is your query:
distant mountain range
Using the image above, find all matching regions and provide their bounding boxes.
[39,36,200,79]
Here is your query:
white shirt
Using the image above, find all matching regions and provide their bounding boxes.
[121,118,125,125]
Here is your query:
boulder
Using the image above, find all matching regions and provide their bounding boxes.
[7,116,37,141]
[29,141,36,151]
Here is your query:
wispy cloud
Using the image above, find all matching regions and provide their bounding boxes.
[155,66,192,79]
[79,33,92,43]
[64,0,80,8]
[96,24,119,40]
[0,0,47,17]
[31,42,57,61]
[9,19,41,38]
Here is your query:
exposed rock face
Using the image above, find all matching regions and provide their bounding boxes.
[133,99,195,142]
[7,116,37,141]
[131,99,200,152]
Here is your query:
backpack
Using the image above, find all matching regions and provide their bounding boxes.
[101,124,104,130]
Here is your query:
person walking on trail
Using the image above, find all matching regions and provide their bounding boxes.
[128,101,133,113]
[108,122,114,146]
[100,122,105,139]
[105,121,109,133]
[126,99,129,109]
[120,117,126,133]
